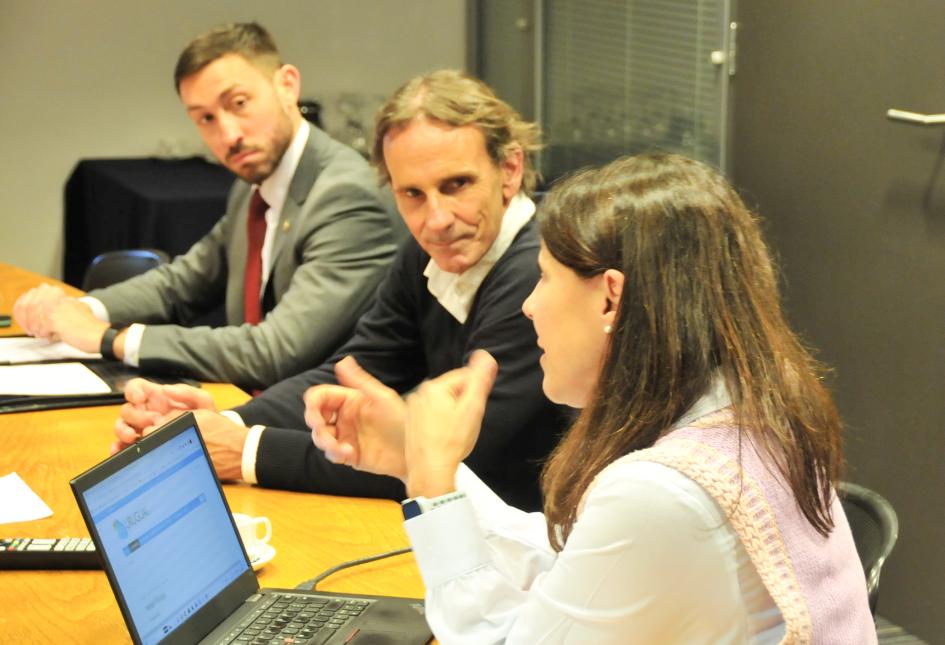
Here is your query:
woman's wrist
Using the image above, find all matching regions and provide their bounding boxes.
[406,464,459,499]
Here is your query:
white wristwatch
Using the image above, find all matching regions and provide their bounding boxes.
[401,491,467,520]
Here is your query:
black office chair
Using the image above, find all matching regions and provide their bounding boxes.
[82,249,170,291]
[838,481,899,615]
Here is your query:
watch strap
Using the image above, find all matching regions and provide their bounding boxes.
[401,491,467,520]
[99,326,121,361]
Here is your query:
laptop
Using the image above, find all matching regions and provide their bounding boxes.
[70,412,432,645]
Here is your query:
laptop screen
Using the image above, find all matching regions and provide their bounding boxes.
[79,422,250,645]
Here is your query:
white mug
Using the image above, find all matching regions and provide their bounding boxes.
[233,512,272,553]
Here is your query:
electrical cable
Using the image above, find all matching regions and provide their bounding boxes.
[295,546,413,591]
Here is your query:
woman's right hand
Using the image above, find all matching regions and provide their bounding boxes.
[404,350,497,498]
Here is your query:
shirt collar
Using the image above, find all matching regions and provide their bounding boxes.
[424,193,535,323]
[256,120,310,215]
[672,375,732,429]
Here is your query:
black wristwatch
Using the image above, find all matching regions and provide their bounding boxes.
[99,326,121,361]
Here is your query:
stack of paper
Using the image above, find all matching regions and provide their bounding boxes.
[0,362,111,396]
[0,336,101,364]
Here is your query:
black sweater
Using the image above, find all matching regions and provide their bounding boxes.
[234,219,571,511]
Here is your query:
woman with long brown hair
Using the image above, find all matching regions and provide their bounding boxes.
[310,152,875,643]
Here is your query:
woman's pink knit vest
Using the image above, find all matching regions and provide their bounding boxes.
[616,409,876,644]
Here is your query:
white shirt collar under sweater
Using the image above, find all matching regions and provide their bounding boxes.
[423,193,535,324]
[672,375,732,429]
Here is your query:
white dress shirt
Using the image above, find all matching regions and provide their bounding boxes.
[404,388,785,644]
[82,121,312,367]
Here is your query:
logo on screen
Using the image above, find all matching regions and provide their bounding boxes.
[112,519,129,540]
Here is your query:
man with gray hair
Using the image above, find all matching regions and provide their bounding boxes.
[14,22,400,390]
[115,70,568,510]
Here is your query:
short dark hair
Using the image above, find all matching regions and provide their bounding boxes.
[174,22,281,93]
[372,70,542,195]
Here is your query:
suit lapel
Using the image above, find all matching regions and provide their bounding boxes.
[268,128,326,268]
[228,183,254,324]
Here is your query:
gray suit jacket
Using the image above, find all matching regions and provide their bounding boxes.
[91,127,403,389]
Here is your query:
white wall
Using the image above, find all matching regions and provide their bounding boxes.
[0,0,466,278]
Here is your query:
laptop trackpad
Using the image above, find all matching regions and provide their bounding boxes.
[347,630,414,644]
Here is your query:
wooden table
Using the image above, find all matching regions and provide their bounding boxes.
[0,264,425,643]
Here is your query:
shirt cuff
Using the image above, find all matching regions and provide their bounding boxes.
[220,409,246,426]
[121,323,146,367]
[239,424,266,485]
[79,296,110,323]
[404,494,492,590]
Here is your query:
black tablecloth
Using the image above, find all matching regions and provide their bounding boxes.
[63,157,234,287]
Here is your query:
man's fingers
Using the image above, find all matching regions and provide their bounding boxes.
[119,402,162,431]
[12,290,31,333]
[15,284,66,338]
[15,289,42,336]
[114,418,142,445]
[123,378,155,406]
[156,410,185,427]
[113,416,161,446]
[109,440,130,456]
[164,383,214,410]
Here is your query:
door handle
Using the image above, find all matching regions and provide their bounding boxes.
[887,109,945,125]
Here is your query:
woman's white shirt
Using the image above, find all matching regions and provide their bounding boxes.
[405,461,784,644]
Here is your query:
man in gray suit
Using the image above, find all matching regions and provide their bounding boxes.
[14,23,401,390]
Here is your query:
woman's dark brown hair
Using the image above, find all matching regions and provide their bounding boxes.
[539,153,843,551]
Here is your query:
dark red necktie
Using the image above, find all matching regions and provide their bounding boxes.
[243,189,269,325]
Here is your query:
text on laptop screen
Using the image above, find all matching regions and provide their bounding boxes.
[83,425,248,645]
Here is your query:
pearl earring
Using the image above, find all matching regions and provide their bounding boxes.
[604,324,613,334]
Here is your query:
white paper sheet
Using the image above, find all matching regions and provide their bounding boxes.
[0,472,53,524]
[0,362,111,395]
[0,336,101,364]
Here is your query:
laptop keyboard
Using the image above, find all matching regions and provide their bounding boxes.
[220,592,372,645]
